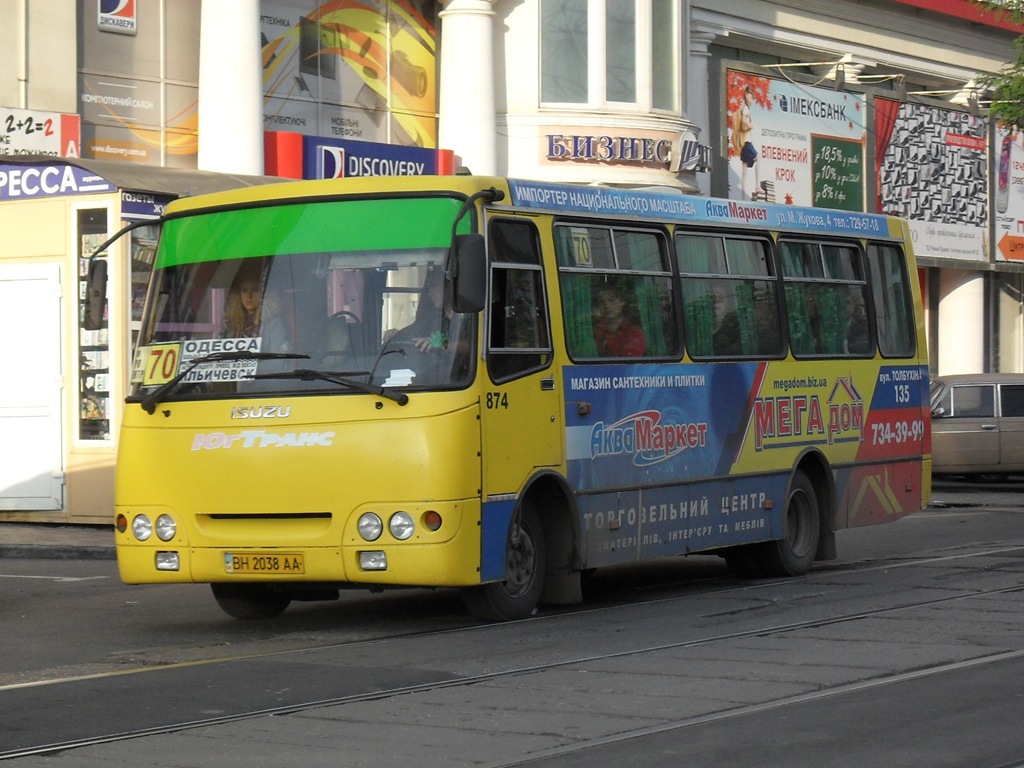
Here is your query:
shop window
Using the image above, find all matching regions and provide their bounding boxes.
[541,0,679,112]
[78,208,111,441]
[541,0,588,103]
[651,0,676,110]
[606,3,636,103]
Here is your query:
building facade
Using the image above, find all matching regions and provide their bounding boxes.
[0,0,1018,522]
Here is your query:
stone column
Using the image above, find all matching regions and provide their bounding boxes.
[438,0,497,174]
[198,0,263,174]
[938,270,986,374]
[687,21,720,196]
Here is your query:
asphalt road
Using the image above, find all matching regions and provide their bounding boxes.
[1,480,1022,767]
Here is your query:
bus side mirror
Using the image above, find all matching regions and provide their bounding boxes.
[451,233,486,314]
[83,259,108,331]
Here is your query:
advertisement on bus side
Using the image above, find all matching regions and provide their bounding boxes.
[564,362,928,567]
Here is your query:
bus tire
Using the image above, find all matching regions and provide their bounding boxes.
[756,470,820,577]
[211,583,291,620]
[461,502,546,622]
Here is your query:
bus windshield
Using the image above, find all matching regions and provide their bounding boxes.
[129,196,476,402]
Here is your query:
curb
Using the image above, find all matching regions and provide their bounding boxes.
[0,543,117,561]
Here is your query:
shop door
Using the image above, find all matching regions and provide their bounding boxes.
[0,264,64,511]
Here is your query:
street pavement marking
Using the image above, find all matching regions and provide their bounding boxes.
[0,574,109,582]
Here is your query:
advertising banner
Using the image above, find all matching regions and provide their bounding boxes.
[0,162,114,201]
[564,361,927,567]
[304,136,442,179]
[725,69,867,211]
[874,98,988,261]
[97,0,137,35]
[0,108,80,158]
[261,0,438,148]
[79,3,200,165]
[994,122,1024,262]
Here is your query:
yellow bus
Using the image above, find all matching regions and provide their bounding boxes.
[107,175,930,621]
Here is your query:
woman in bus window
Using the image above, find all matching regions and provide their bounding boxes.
[224,263,291,353]
[225,266,262,337]
[592,279,646,357]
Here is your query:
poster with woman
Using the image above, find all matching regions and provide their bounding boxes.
[726,69,867,210]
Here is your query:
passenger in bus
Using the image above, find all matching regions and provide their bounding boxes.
[388,269,472,380]
[713,310,743,356]
[845,293,870,354]
[317,314,354,369]
[225,267,262,337]
[592,279,646,357]
[403,270,450,352]
[224,264,291,352]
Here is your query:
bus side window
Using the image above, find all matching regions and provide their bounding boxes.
[556,224,675,360]
[867,243,916,358]
[676,233,782,359]
[487,219,551,381]
[780,240,870,358]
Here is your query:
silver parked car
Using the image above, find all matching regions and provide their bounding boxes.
[930,373,1024,479]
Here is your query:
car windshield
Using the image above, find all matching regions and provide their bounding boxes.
[129,196,476,402]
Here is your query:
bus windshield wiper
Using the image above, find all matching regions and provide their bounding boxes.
[249,369,409,406]
[139,351,310,414]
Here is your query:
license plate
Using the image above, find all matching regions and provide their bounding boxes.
[223,552,305,574]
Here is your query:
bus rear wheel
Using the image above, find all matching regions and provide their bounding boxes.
[461,503,546,622]
[211,584,292,620]
[756,470,820,577]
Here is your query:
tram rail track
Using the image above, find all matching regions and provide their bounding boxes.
[3,543,1024,762]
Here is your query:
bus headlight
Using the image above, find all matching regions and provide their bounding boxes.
[359,551,387,570]
[155,551,180,571]
[155,514,177,542]
[132,514,153,541]
[389,511,415,540]
[358,512,383,542]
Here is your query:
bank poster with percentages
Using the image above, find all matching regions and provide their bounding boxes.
[563,361,928,568]
[725,69,866,210]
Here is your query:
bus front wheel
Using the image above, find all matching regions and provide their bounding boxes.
[757,470,821,577]
[211,583,291,620]
[461,503,546,622]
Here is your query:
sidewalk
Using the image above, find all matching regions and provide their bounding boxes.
[0,523,115,560]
